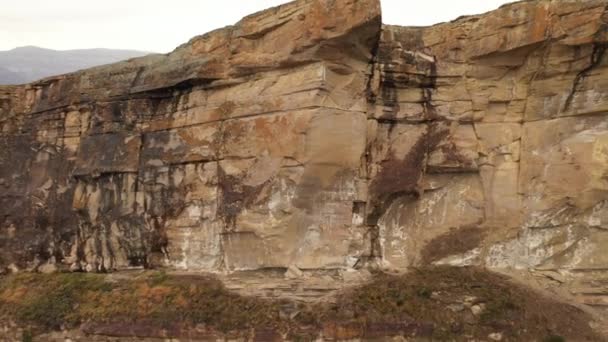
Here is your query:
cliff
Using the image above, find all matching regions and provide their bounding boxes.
[2,0,608,339]
[0,0,381,273]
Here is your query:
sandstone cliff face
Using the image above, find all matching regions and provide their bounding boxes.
[0,0,381,273]
[2,0,608,307]
[371,0,608,296]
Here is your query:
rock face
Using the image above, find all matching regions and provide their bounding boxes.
[2,0,608,308]
[0,0,381,273]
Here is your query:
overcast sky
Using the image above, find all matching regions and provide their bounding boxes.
[0,0,512,53]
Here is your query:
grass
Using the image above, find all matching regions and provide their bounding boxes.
[0,273,112,329]
[0,267,602,341]
[0,271,300,336]
[321,267,600,340]
[21,330,33,342]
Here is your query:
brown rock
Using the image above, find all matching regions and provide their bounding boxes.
[1,0,608,319]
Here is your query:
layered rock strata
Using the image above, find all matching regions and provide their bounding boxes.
[0,0,381,273]
[2,0,608,309]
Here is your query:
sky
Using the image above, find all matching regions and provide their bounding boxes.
[0,0,512,53]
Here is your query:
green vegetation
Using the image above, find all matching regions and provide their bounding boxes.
[322,267,598,340]
[21,330,33,342]
[0,272,283,332]
[0,273,111,329]
[0,267,601,341]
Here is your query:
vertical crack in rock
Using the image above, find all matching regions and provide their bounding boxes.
[563,42,607,111]
[563,3,608,112]
[366,26,440,226]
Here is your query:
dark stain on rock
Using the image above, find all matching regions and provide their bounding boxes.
[0,128,84,270]
[420,225,485,264]
[430,143,476,173]
[374,27,437,122]
[368,125,448,225]
[366,27,442,225]
[379,70,400,117]
[217,167,268,229]
[426,123,477,173]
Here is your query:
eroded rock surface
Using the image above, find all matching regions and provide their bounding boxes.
[0,0,381,274]
[2,0,608,316]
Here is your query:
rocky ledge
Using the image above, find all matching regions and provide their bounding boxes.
[2,0,608,340]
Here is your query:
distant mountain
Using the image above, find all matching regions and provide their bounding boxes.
[0,66,27,84]
[0,46,152,85]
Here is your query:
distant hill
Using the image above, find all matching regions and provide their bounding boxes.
[0,46,152,85]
